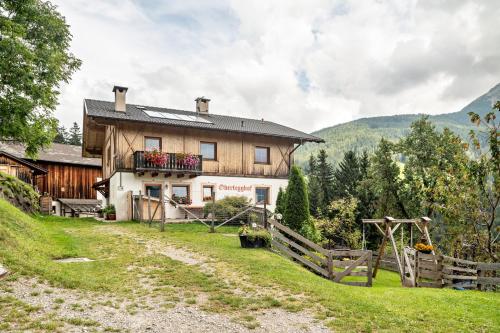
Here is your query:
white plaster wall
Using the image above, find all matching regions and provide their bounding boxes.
[108,172,288,221]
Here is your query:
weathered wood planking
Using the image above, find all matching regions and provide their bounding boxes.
[35,162,101,199]
[271,239,329,278]
[102,122,296,179]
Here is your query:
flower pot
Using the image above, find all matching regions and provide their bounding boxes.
[106,213,116,221]
[239,235,265,248]
[418,250,432,254]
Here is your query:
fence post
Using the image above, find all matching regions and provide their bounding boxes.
[210,189,215,233]
[160,191,165,232]
[138,190,143,223]
[263,199,268,229]
[327,251,334,280]
[477,266,484,291]
[415,251,420,287]
[367,250,373,287]
[147,190,152,227]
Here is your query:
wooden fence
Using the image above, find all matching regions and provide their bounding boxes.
[376,248,499,290]
[268,219,373,287]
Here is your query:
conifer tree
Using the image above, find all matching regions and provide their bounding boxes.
[307,154,322,217]
[275,187,286,215]
[68,122,82,146]
[316,149,334,210]
[283,165,310,234]
[333,150,361,198]
[53,126,69,144]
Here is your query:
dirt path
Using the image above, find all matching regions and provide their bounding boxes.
[0,225,331,332]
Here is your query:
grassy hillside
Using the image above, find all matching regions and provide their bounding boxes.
[0,200,499,332]
[296,83,500,166]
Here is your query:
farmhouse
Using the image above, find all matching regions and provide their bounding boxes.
[0,141,102,215]
[82,86,323,221]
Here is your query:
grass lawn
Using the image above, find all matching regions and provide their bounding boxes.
[0,199,498,332]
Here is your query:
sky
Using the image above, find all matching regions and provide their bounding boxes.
[52,0,500,133]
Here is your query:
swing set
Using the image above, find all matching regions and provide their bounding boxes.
[362,216,434,287]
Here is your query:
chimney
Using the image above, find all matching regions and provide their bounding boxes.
[112,85,128,112]
[195,97,210,113]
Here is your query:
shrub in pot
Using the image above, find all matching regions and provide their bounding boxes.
[238,225,271,248]
[103,204,116,220]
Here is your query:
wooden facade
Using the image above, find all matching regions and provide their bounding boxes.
[0,153,46,186]
[34,162,102,199]
[100,122,297,180]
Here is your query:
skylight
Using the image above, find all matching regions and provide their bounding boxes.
[144,110,213,124]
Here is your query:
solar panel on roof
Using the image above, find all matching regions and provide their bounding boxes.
[143,110,212,124]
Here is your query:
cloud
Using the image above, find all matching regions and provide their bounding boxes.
[52,0,500,133]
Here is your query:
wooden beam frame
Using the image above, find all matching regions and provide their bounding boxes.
[363,216,433,286]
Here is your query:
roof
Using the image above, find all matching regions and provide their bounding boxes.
[0,141,101,167]
[0,151,48,174]
[57,198,102,212]
[84,99,324,143]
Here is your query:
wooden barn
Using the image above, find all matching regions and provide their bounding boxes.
[0,141,102,215]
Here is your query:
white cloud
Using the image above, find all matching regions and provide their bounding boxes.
[52,0,500,133]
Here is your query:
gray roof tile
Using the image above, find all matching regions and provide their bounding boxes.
[0,141,101,167]
[84,99,323,143]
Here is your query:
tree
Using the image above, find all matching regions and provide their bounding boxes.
[316,149,335,210]
[333,150,361,198]
[307,154,322,217]
[275,187,286,215]
[317,196,361,249]
[53,126,69,144]
[68,122,82,145]
[0,0,81,157]
[283,165,312,236]
[467,102,500,261]
[368,138,408,218]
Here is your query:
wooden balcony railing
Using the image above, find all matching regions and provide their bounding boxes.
[133,151,203,174]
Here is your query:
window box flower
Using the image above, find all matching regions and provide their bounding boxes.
[415,243,433,254]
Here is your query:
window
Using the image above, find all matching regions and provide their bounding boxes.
[203,185,214,201]
[145,137,162,151]
[255,187,269,204]
[200,142,217,160]
[172,185,190,204]
[255,146,270,164]
[145,184,162,198]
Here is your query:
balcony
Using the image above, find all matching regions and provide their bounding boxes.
[133,151,203,176]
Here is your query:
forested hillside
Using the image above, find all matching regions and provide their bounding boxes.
[296,83,500,166]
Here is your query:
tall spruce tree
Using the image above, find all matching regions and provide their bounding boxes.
[53,126,69,144]
[283,165,310,234]
[333,150,361,199]
[316,149,335,210]
[275,187,286,215]
[68,122,82,145]
[307,154,322,217]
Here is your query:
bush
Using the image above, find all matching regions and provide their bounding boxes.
[238,225,271,247]
[102,204,116,215]
[203,196,250,222]
[0,172,40,213]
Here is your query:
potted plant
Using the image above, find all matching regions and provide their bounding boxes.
[415,243,433,254]
[176,153,200,169]
[144,149,168,167]
[238,225,271,248]
[104,204,116,221]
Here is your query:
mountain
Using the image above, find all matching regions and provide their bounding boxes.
[295,83,500,166]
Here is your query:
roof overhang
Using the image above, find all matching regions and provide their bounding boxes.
[87,113,324,144]
[82,101,106,158]
[0,151,48,174]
